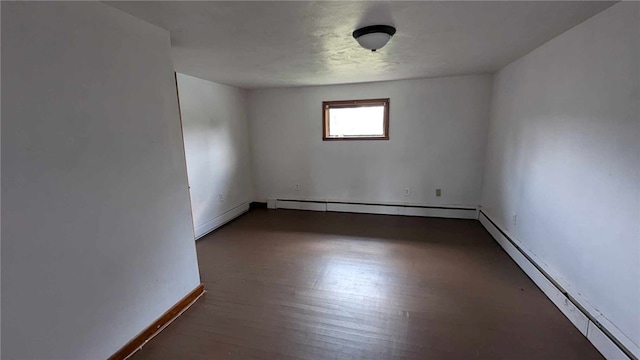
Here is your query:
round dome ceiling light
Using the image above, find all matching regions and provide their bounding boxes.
[352,25,396,52]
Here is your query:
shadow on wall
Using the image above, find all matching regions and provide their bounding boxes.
[177,72,252,230]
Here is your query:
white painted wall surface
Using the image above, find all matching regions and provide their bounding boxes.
[1,2,201,358]
[481,2,639,354]
[248,75,493,207]
[176,74,253,238]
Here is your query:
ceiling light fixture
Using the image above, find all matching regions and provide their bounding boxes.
[352,25,396,52]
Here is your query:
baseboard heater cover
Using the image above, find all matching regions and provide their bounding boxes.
[479,209,636,360]
[273,199,478,220]
[108,284,205,360]
[194,202,250,240]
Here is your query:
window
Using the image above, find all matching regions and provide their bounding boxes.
[323,98,389,140]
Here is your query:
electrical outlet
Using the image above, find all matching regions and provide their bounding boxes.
[219,193,224,202]
[295,184,300,191]
[435,189,442,197]
[404,188,410,196]
[512,214,517,227]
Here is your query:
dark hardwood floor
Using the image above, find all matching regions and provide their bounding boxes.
[131,209,602,359]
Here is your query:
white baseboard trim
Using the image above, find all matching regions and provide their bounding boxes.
[194,202,250,240]
[274,199,478,220]
[479,210,637,360]
[277,200,327,212]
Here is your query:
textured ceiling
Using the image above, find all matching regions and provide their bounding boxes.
[108,1,614,89]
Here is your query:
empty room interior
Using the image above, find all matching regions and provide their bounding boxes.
[2,1,639,359]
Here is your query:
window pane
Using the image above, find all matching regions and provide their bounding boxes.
[328,106,385,137]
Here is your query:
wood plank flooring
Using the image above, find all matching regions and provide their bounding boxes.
[131,209,602,359]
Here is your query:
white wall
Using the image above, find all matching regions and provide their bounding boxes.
[1,3,201,359]
[481,2,639,355]
[176,74,253,238]
[248,75,493,207]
